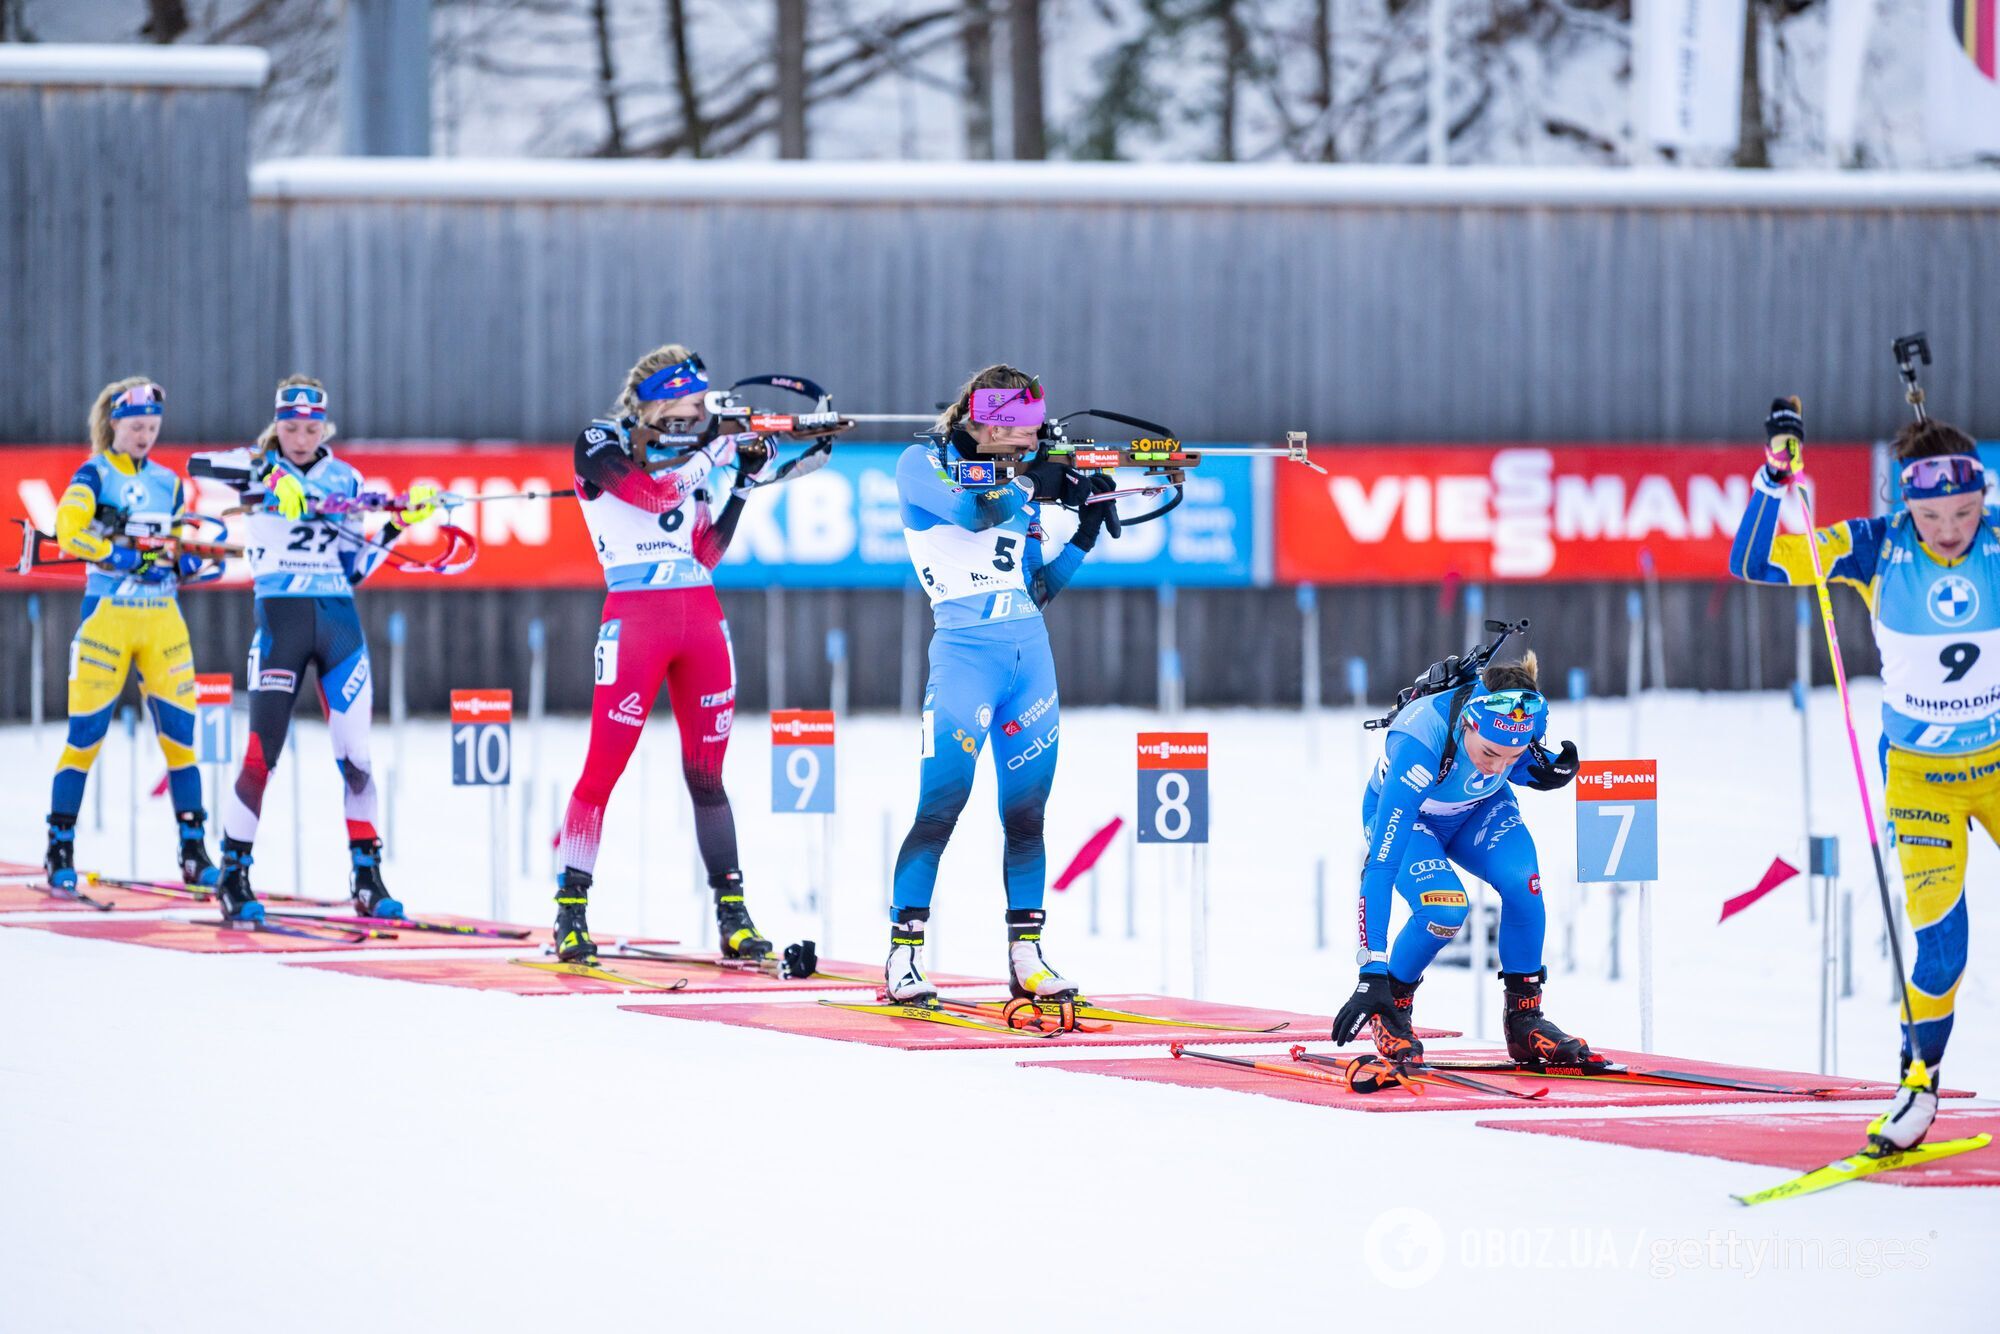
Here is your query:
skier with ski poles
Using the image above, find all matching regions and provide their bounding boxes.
[882,365,1122,1019]
[1329,625,1586,1087]
[43,379,222,894]
[550,345,783,964]
[188,377,440,923]
[1729,347,1990,1153]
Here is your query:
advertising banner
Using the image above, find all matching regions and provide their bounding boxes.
[1273,443,1876,583]
[0,441,1258,590]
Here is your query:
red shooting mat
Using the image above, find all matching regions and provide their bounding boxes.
[618,993,1458,1051]
[0,860,46,876]
[0,914,556,954]
[287,953,997,996]
[0,881,185,913]
[1479,1112,2000,1187]
[1018,1046,1971,1114]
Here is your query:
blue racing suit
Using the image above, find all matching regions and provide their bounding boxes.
[891,440,1090,911]
[1359,690,1548,983]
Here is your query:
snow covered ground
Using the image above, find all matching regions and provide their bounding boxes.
[2,686,1994,1330]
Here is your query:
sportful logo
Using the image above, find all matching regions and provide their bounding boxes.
[1400,763,1435,792]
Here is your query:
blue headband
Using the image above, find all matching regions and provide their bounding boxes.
[109,383,165,419]
[635,355,709,403]
[1464,688,1548,746]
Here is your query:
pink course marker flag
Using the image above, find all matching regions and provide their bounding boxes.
[1718,856,1799,923]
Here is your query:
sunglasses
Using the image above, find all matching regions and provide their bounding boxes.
[1901,454,1985,500]
[968,377,1046,429]
[274,384,329,420]
[109,383,166,419]
[635,354,710,403]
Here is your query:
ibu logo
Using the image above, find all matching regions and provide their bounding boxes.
[1929,575,1979,628]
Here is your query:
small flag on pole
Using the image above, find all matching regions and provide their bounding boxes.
[1052,816,1123,892]
[1719,856,1800,923]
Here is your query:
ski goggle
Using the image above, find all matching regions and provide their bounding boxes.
[274,384,329,422]
[968,379,1045,429]
[1901,454,1986,501]
[635,354,710,402]
[109,383,165,419]
[1464,689,1547,746]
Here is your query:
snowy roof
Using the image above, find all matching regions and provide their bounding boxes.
[0,43,269,89]
[250,158,2000,210]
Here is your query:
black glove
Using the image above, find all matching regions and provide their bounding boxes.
[1763,397,1804,486]
[780,939,818,980]
[1331,973,1393,1046]
[1519,738,1580,791]
[1023,455,1075,502]
[1070,474,1123,551]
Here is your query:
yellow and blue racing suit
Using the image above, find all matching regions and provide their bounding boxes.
[1732,468,2000,1074]
[48,450,205,833]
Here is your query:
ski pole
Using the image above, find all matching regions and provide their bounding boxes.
[1167,1042,1348,1087]
[1785,395,1925,1094]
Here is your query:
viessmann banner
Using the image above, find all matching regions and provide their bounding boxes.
[1273,443,1877,583]
[0,442,1258,589]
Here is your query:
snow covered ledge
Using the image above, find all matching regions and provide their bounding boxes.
[0,43,270,89]
[251,157,2000,211]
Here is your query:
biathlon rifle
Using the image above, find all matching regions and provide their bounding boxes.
[12,512,242,583]
[1364,618,1531,731]
[1038,413,1326,527]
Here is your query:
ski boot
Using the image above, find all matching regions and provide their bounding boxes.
[1371,976,1425,1063]
[712,870,771,960]
[348,837,404,919]
[43,815,78,893]
[1501,968,1602,1069]
[1005,909,1082,1031]
[176,809,220,888]
[215,838,264,925]
[1868,1061,1939,1154]
[884,908,937,1004]
[553,868,596,963]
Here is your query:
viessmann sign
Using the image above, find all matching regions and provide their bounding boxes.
[1274,443,1875,583]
